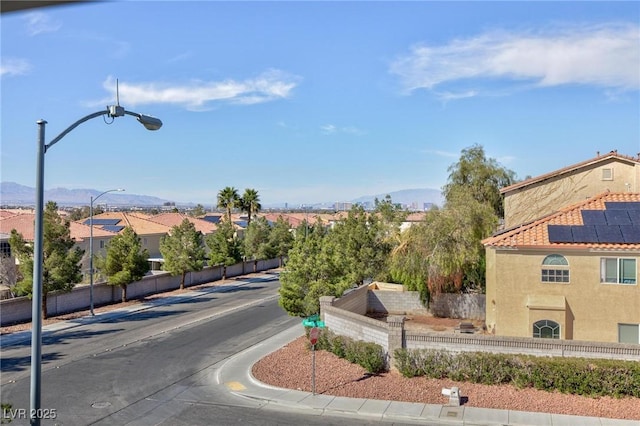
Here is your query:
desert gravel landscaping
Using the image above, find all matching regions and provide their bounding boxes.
[252,336,640,421]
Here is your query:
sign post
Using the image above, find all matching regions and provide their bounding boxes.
[309,327,320,395]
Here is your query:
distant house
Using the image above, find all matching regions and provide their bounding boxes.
[86,212,172,259]
[483,191,640,344]
[501,151,640,229]
[0,210,117,285]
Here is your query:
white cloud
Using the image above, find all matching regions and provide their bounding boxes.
[320,124,337,134]
[92,70,300,110]
[0,58,31,77]
[436,90,478,102]
[320,124,365,136]
[390,23,639,97]
[23,12,62,36]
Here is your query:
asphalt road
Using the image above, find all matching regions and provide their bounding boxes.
[1,277,415,426]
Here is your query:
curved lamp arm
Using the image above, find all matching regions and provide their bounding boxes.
[45,106,162,152]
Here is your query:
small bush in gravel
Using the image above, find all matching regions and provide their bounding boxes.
[393,348,640,398]
[313,329,386,374]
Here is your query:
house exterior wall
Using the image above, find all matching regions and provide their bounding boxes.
[140,233,164,258]
[503,160,639,228]
[77,235,116,280]
[485,247,640,343]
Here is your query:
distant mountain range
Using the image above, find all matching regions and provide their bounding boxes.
[0,182,172,207]
[0,182,443,209]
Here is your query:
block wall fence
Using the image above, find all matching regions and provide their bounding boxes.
[0,259,280,326]
[319,285,640,365]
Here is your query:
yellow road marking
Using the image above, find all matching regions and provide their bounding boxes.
[225,381,246,391]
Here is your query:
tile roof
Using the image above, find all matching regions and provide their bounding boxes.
[0,213,35,240]
[500,151,640,194]
[148,212,218,234]
[483,192,640,250]
[0,211,114,242]
[89,212,172,235]
[70,222,117,241]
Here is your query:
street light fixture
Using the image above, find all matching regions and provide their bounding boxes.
[30,106,161,425]
[89,188,125,316]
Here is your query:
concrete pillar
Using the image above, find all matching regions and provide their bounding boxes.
[319,296,335,321]
[387,315,405,370]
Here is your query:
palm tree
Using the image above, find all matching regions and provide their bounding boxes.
[217,186,240,223]
[241,188,261,226]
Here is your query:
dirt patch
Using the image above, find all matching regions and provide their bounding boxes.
[366,312,485,333]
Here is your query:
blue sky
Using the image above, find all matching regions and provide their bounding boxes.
[1,1,639,206]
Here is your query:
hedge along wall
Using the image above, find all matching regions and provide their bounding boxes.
[0,258,280,326]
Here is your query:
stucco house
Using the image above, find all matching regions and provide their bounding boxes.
[501,151,640,229]
[483,191,640,344]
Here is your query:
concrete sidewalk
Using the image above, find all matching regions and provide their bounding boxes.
[215,325,638,426]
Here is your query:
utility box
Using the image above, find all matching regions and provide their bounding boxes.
[441,386,461,406]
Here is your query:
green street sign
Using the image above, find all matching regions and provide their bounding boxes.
[302,314,325,328]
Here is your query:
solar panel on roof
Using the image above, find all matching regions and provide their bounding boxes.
[604,202,640,210]
[548,225,573,243]
[620,225,640,243]
[627,210,640,226]
[595,225,625,243]
[102,225,125,233]
[581,210,607,225]
[604,210,632,226]
[202,215,222,224]
[83,218,121,226]
[571,225,598,243]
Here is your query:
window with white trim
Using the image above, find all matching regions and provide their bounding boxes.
[533,320,560,339]
[600,258,636,284]
[541,254,569,283]
[618,324,639,344]
[99,240,105,249]
[602,168,613,181]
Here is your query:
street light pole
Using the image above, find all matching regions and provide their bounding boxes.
[30,106,161,426]
[89,188,124,316]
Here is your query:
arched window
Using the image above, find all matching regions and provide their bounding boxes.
[541,254,569,283]
[533,320,560,339]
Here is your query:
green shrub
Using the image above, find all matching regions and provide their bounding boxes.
[392,348,640,398]
[312,329,386,374]
[354,342,386,374]
[394,348,424,378]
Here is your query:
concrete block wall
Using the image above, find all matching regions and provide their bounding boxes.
[0,260,281,326]
[367,290,429,315]
[403,331,640,361]
[332,285,369,315]
[320,284,640,363]
[429,293,485,320]
[0,296,32,325]
[323,305,389,351]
